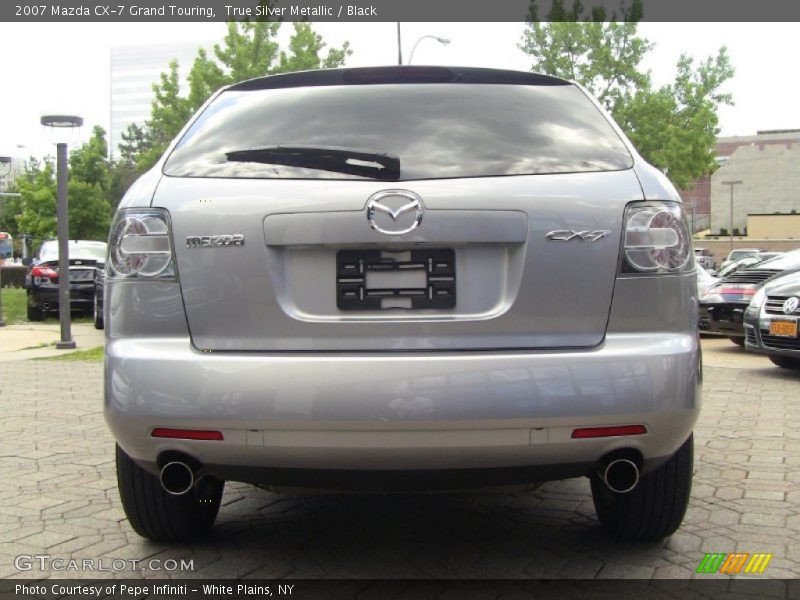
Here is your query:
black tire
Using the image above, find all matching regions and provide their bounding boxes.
[729,336,745,347]
[116,445,224,542]
[27,302,43,322]
[591,434,693,541]
[768,355,800,370]
[93,295,104,330]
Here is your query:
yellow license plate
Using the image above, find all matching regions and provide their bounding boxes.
[769,319,798,337]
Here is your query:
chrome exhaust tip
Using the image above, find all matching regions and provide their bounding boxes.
[601,458,640,494]
[160,461,196,496]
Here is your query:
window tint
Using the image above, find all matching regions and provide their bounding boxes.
[38,241,107,262]
[757,248,800,271]
[729,250,757,260]
[164,84,633,180]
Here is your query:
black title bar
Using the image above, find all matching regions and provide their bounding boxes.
[3,0,800,22]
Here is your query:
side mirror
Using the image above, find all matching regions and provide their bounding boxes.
[21,258,32,266]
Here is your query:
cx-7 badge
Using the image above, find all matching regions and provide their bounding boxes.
[546,229,611,242]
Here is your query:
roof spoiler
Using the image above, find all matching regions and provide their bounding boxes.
[227,66,571,92]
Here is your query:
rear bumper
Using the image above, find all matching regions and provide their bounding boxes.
[29,286,94,309]
[744,320,800,357]
[105,333,701,483]
[699,302,746,336]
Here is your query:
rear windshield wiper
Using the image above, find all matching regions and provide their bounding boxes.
[225,146,400,180]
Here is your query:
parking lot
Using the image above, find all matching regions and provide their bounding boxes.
[0,336,798,581]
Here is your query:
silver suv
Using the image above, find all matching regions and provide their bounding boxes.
[104,66,700,542]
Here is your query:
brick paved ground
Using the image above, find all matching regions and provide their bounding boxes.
[0,353,798,581]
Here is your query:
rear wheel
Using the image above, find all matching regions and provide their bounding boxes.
[729,336,745,347]
[768,355,800,370]
[116,445,224,542]
[26,302,43,322]
[591,434,693,541]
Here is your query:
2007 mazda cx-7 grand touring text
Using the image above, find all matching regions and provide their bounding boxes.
[104,66,700,542]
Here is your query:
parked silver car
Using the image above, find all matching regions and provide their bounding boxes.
[719,248,765,271]
[744,269,800,369]
[104,66,700,542]
[694,248,716,270]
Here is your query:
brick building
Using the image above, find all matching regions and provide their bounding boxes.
[679,129,800,233]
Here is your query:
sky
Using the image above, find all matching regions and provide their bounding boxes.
[0,22,798,160]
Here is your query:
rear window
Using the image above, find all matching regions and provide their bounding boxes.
[38,241,107,262]
[163,83,633,181]
[755,248,800,271]
[728,249,760,260]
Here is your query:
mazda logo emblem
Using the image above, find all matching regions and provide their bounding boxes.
[366,190,424,236]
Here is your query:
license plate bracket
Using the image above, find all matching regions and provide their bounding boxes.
[337,249,455,310]
[769,319,798,337]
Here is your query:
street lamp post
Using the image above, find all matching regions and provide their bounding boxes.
[41,114,83,349]
[686,200,695,234]
[407,35,451,64]
[721,180,743,254]
[396,22,402,65]
[0,156,11,328]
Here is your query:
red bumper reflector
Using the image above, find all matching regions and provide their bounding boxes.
[151,428,224,441]
[571,425,647,439]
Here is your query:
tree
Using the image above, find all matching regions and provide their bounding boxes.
[615,48,734,187]
[520,0,734,188]
[132,21,351,174]
[520,0,651,115]
[14,158,57,241]
[118,123,154,165]
[69,125,110,191]
[12,138,113,243]
[67,126,113,238]
[66,180,112,240]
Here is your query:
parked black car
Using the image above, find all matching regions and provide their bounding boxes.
[94,263,105,329]
[699,249,800,345]
[24,240,108,321]
[744,269,800,369]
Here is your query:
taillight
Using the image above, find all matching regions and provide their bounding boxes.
[31,266,58,280]
[718,287,756,296]
[622,202,691,274]
[108,209,175,279]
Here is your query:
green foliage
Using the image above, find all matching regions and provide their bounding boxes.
[278,23,352,73]
[0,180,23,234]
[66,180,112,240]
[520,0,735,188]
[0,288,26,324]
[39,345,104,362]
[107,160,138,211]
[132,21,351,174]
[118,123,153,165]
[9,140,112,242]
[69,125,110,190]
[521,0,651,115]
[14,158,57,240]
[4,22,351,237]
